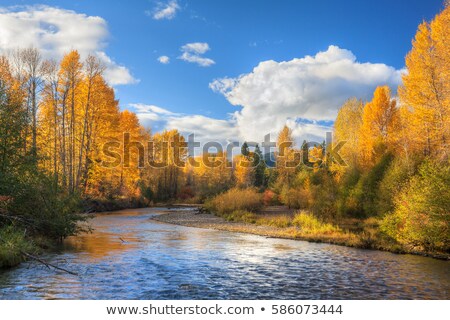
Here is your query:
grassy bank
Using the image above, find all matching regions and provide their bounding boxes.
[201,188,448,259]
[0,226,36,268]
[0,195,151,269]
[210,209,404,253]
[156,206,446,260]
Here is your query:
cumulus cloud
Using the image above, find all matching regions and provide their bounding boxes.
[95,52,138,86]
[0,5,137,85]
[130,103,238,145]
[150,1,180,20]
[157,55,170,64]
[130,103,175,117]
[210,45,404,142]
[165,115,238,143]
[179,42,215,67]
[181,42,210,54]
[132,46,404,148]
[179,52,215,67]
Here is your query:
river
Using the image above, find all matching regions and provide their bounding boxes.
[0,207,448,299]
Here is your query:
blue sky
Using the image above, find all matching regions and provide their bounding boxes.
[0,0,444,143]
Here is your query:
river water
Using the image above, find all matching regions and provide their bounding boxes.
[0,208,448,299]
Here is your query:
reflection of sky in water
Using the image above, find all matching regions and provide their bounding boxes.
[0,208,449,300]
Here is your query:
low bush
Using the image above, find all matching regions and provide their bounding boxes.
[0,226,35,268]
[1,171,88,241]
[279,187,309,209]
[257,215,292,228]
[205,187,262,215]
[292,211,341,234]
[376,158,412,216]
[380,159,450,252]
[309,174,339,220]
[262,189,279,206]
[223,210,258,223]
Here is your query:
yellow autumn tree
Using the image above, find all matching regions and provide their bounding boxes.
[334,98,364,167]
[114,110,149,198]
[399,6,450,160]
[83,76,122,197]
[147,129,186,200]
[358,86,398,168]
[276,125,297,186]
[58,50,83,192]
[234,154,254,187]
[38,52,129,198]
[188,151,233,198]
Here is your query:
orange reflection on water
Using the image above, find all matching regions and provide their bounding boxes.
[63,213,142,261]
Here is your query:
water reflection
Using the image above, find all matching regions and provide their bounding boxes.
[0,207,449,300]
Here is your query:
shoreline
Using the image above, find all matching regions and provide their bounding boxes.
[151,207,450,260]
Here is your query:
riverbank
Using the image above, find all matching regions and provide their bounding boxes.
[151,207,450,260]
[3,207,449,299]
[1,197,139,269]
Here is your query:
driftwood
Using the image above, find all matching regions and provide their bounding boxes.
[194,207,209,215]
[0,235,78,276]
[19,251,78,276]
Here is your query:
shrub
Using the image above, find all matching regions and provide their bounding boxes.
[292,211,341,234]
[3,171,88,241]
[285,187,311,209]
[279,187,302,209]
[339,154,393,218]
[337,167,362,216]
[224,210,258,223]
[0,226,35,268]
[359,153,394,216]
[262,189,279,206]
[257,215,292,228]
[376,158,412,215]
[309,172,339,220]
[380,159,450,252]
[205,187,262,215]
[178,186,195,200]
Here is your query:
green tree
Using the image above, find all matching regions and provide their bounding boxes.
[241,142,249,157]
[0,57,27,174]
[253,144,266,188]
[381,159,450,252]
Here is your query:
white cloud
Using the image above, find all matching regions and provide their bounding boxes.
[181,42,210,54]
[0,5,137,86]
[157,55,170,64]
[96,51,138,85]
[130,103,175,116]
[150,1,180,20]
[130,103,238,145]
[179,52,215,67]
[208,77,237,94]
[210,45,404,142]
[165,115,238,143]
[179,42,215,67]
[130,46,404,148]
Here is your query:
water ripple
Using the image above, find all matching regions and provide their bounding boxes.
[0,208,449,300]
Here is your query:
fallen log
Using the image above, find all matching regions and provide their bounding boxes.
[0,235,78,276]
[20,251,78,276]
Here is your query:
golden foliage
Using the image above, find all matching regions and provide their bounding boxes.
[334,98,364,166]
[399,6,450,159]
[358,86,398,168]
[205,187,262,215]
[234,154,254,187]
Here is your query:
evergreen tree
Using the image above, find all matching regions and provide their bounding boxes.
[241,142,249,157]
[253,144,266,187]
